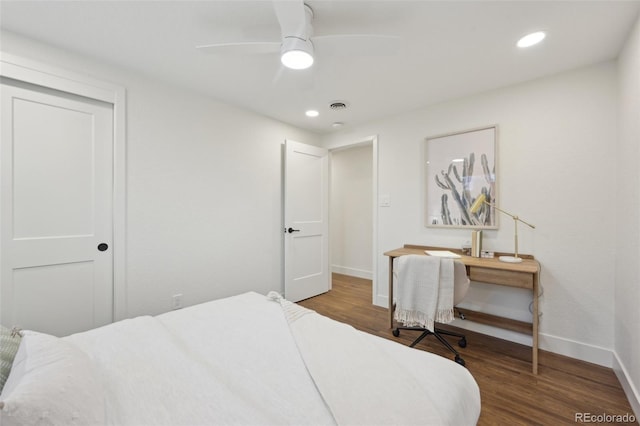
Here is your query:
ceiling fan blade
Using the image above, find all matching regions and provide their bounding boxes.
[273,0,308,38]
[196,41,281,55]
[312,34,401,56]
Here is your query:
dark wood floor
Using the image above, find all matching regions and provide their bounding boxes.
[298,274,637,426]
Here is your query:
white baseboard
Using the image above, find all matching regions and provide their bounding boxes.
[374,294,388,308]
[428,321,614,368]
[538,332,613,368]
[331,265,372,280]
[613,352,640,419]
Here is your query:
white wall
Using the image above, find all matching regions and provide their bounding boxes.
[330,145,373,279]
[322,61,619,365]
[615,15,640,417]
[0,31,320,318]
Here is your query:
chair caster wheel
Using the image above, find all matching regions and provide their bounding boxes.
[458,338,467,348]
[392,329,400,337]
[455,356,466,367]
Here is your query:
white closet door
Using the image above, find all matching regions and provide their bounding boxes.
[1,79,114,336]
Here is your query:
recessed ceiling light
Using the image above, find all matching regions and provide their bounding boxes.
[305,110,319,117]
[517,31,546,48]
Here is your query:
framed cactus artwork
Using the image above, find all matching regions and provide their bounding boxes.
[424,125,498,228]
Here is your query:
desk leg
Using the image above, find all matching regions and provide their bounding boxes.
[388,256,394,329]
[532,272,539,375]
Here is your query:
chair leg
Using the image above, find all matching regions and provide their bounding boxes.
[435,327,467,348]
[393,325,467,365]
[432,331,461,356]
[393,326,431,347]
[408,330,431,348]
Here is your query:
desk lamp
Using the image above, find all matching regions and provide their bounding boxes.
[469,194,535,263]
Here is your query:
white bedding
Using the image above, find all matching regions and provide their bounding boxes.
[58,291,480,425]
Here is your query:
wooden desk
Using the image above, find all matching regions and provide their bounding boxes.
[385,244,541,374]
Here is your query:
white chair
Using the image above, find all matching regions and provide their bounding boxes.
[392,258,470,366]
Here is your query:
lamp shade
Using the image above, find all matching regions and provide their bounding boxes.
[280,36,314,70]
[469,193,487,214]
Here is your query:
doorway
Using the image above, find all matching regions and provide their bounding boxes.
[329,136,378,303]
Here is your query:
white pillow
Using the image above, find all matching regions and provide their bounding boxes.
[0,331,105,426]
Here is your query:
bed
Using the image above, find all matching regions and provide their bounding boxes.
[0,291,480,425]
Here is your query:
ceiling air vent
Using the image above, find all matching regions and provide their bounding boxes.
[329,101,348,110]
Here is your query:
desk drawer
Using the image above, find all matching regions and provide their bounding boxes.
[469,267,533,289]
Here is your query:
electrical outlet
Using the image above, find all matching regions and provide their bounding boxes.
[172,294,183,310]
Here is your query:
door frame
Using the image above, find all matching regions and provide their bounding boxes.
[327,135,380,306]
[0,52,127,320]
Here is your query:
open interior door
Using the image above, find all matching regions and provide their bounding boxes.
[283,140,329,302]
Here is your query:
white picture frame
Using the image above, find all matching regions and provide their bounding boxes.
[425,125,498,228]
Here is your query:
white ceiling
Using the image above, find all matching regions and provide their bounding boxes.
[1,1,639,133]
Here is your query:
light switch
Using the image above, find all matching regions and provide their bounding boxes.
[379,194,390,207]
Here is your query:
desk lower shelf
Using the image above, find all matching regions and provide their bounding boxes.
[455,308,533,335]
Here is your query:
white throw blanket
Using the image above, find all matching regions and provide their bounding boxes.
[394,255,455,332]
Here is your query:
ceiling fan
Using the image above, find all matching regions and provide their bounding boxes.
[196,0,400,70]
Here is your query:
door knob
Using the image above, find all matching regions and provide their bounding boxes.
[97,243,109,252]
[287,227,300,234]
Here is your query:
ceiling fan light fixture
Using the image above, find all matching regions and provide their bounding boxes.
[281,37,314,70]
